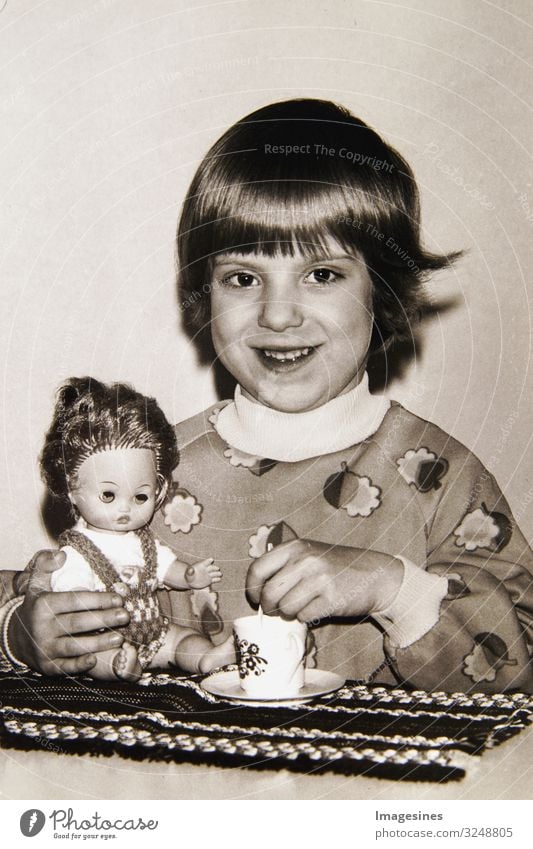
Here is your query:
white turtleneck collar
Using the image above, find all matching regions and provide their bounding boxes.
[213,372,391,463]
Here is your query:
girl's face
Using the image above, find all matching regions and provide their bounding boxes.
[70,448,158,534]
[209,240,374,412]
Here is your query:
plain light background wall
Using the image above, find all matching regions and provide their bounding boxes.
[1,0,532,568]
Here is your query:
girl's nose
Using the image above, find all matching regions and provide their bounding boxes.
[257,286,303,332]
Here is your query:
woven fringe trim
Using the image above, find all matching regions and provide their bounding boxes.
[0,709,464,783]
[1,672,531,784]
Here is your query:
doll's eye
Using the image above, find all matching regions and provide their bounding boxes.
[134,493,149,504]
[304,267,339,285]
[220,271,260,288]
[100,491,115,503]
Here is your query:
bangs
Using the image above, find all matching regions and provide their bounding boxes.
[183,111,402,265]
[197,177,383,261]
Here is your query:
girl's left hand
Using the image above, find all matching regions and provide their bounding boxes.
[246,539,403,623]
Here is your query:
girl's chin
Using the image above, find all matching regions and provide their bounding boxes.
[248,382,329,413]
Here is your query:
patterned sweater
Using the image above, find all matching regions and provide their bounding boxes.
[152,400,533,693]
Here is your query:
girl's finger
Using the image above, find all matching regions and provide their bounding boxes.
[57,606,129,636]
[44,590,125,615]
[52,654,97,676]
[27,550,66,575]
[246,540,304,604]
[276,580,322,619]
[259,558,311,614]
[295,597,329,624]
[53,631,124,658]
[25,551,66,596]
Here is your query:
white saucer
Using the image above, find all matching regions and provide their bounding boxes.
[200,668,345,706]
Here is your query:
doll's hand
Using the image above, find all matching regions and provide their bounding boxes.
[8,550,130,676]
[185,558,222,589]
[246,540,403,623]
[112,581,131,598]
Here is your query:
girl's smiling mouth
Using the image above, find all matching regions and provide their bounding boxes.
[254,345,317,371]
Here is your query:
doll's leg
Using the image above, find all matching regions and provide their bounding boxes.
[197,634,235,674]
[105,582,142,681]
[149,624,235,674]
[148,624,202,671]
[76,644,142,682]
[112,642,142,682]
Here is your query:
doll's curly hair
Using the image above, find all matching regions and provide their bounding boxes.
[40,377,178,515]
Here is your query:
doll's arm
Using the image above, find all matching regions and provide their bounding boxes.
[156,542,222,590]
[381,469,533,693]
[50,547,99,593]
[165,557,222,590]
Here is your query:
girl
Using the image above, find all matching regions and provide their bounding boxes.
[3,99,533,692]
[27,377,232,681]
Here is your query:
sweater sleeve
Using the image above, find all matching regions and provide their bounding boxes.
[0,571,18,607]
[385,460,533,693]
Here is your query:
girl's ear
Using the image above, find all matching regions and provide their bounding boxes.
[154,475,168,510]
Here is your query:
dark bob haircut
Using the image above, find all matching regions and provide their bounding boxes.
[41,377,178,515]
[177,98,460,355]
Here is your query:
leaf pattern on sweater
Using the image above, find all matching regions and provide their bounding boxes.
[454,503,512,552]
[396,447,449,492]
[462,632,517,683]
[248,525,276,558]
[323,463,381,517]
[223,445,277,476]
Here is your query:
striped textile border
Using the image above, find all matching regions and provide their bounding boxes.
[1,669,531,782]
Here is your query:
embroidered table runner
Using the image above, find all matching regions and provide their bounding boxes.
[0,668,531,782]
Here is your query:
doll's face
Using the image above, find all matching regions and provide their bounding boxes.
[69,448,158,534]
[209,239,374,412]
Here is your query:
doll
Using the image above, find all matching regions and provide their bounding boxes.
[40,376,233,681]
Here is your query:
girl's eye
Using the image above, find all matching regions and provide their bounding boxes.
[304,267,339,285]
[134,493,149,505]
[100,491,115,503]
[220,271,260,288]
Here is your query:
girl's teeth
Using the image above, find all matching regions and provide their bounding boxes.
[263,348,311,362]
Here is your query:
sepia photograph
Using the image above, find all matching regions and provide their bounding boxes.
[0,0,532,827]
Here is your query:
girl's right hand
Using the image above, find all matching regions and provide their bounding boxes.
[8,550,130,676]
